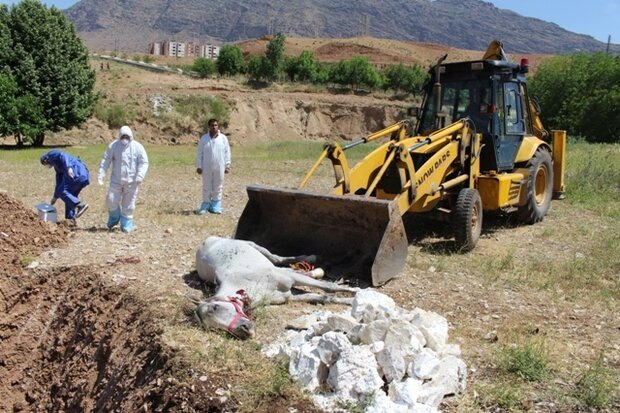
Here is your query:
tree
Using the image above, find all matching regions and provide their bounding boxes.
[0,5,11,66]
[283,51,319,83]
[348,57,381,90]
[328,57,381,90]
[295,50,318,82]
[216,44,245,76]
[192,57,216,78]
[264,32,286,81]
[1,0,96,146]
[529,52,620,143]
[328,60,351,87]
[383,63,428,95]
[246,55,269,83]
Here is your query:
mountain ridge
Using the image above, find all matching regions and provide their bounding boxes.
[64,0,619,54]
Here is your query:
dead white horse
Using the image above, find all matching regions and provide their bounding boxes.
[192,236,358,339]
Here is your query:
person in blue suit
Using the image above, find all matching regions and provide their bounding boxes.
[40,149,90,222]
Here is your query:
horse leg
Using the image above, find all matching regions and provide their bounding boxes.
[282,269,358,293]
[246,241,317,266]
[288,293,354,305]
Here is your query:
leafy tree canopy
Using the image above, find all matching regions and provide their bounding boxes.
[216,44,245,76]
[529,52,620,143]
[192,57,216,78]
[328,57,381,90]
[264,33,286,81]
[0,0,96,146]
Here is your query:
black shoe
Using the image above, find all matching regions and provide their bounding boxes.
[75,203,89,218]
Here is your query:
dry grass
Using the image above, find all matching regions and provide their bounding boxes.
[1,139,618,411]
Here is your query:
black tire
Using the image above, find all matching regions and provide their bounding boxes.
[518,148,553,224]
[453,188,483,252]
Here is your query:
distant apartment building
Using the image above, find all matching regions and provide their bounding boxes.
[148,42,162,55]
[148,40,220,59]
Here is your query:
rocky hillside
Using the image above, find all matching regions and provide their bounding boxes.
[65,0,618,54]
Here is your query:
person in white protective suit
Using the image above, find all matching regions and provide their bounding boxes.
[97,125,149,232]
[195,118,231,214]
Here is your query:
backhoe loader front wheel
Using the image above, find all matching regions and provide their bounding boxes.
[453,188,483,252]
[518,148,553,224]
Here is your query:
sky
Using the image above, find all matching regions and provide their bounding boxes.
[1,0,619,44]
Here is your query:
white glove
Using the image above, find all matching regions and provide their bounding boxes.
[97,176,104,186]
[50,197,57,205]
[67,167,75,179]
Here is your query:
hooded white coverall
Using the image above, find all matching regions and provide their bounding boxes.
[98,126,149,231]
[196,131,231,208]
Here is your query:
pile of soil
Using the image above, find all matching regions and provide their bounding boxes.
[0,192,68,277]
[0,192,222,412]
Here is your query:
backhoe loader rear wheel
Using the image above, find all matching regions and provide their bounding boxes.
[518,148,553,224]
[453,188,483,252]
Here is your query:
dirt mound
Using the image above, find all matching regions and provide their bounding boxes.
[0,265,223,412]
[0,193,219,412]
[0,192,68,276]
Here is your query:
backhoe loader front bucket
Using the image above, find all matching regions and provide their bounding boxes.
[234,185,408,286]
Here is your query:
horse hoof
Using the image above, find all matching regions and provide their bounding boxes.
[308,268,324,279]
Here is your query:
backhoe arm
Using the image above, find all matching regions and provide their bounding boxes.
[299,120,414,192]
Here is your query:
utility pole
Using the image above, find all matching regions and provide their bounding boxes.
[606,35,611,54]
[359,14,370,37]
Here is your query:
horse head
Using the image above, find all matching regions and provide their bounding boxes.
[195,290,255,340]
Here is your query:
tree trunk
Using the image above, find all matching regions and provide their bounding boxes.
[33,133,45,147]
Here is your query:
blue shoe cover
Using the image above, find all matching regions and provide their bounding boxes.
[196,202,210,215]
[107,208,121,229]
[120,216,134,233]
[209,200,223,214]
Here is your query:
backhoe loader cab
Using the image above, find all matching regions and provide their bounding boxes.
[417,58,535,172]
[235,40,567,287]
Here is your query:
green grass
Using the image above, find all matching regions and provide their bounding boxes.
[565,140,620,218]
[478,381,529,412]
[498,337,550,382]
[162,322,310,413]
[172,95,231,130]
[573,352,619,408]
[19,255,36,267]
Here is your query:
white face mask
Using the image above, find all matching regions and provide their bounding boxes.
[120,138,130,146]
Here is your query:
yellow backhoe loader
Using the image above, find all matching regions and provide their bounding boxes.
[235,40,567,286]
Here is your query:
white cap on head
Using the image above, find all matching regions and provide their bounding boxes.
[118,125,133,140]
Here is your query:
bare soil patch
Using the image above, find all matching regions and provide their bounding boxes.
[0,192,324,412]
[0,192,68,277]
[236,36,551,70]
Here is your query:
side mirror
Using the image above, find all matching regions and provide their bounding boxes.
[407,107,420,117]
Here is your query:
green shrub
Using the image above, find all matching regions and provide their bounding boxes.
[172,95,230,132]
[94,103,133,129]
[498,337,549,382]
[573,352,617,408]
[192,57,216,78]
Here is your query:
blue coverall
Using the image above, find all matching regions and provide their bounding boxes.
[40,149,90,220]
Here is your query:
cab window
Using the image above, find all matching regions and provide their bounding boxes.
[504,82,524,134]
